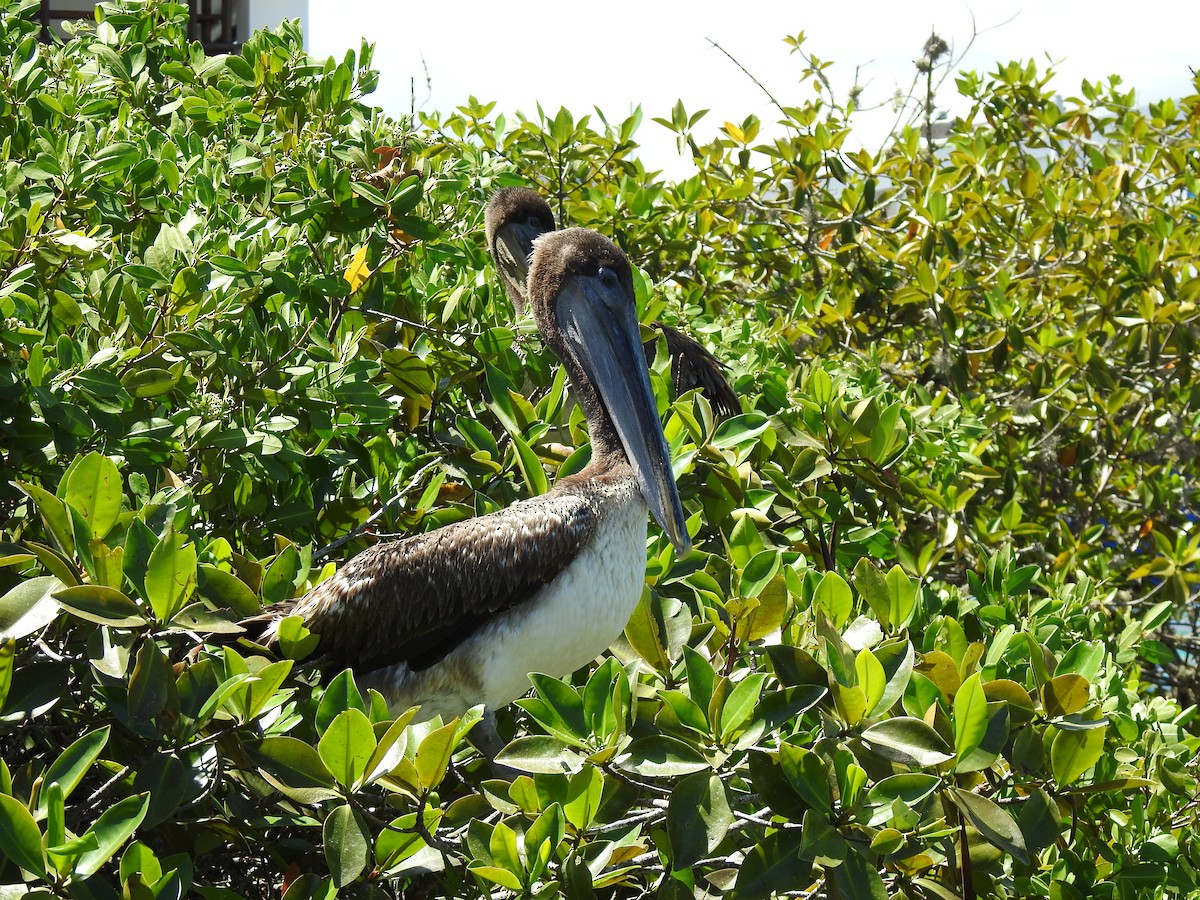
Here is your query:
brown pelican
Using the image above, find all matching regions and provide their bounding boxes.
[245,228,690,722]
[485,187,740,419]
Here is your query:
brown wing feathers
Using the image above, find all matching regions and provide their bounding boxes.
[656,323,740,419]
[281,490,597,674]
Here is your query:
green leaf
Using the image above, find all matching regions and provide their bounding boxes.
[128,639,173,729]
[872,639,915,715]
[414,720,459,788]
[63,452,123,540]
[469,864,524,891]
[748,751,808,819]
[509,428,549,496]
[316,669,368,731]
[562,768,604,831]
[956,703,1010,773]
[729,829,809,900]
[832,682,868,726]
[886,565,917,629]
[324,804,369,888]
[813,571,852,627]
[131,752,187,829]
[860,717,955,767]
[807,367,833,405]
[778,743,832,813]
[0,793,47,878]
[144,528,196,623]
[829,844,888,899]
[726,514,765,569]
[739,549,782,599]
[261,545,301,606]
[0,639,12,710]
[275,615,320,660]
[362,709,419,785]
[949,787,1029,864]
[526,673,588,740]
[122,517,157,602]
[525,803,565,880]
[53,584,146,627]
[488,819,524,881]
[582,658,626,737]
[1051,722,1107,785]
[318,709,376,789]
[241,658,293,720]
[75,793,150,877]
[953,672,989,765]
[118,842,161,888]
[617,735,710,777]
[865,773,941,826]
[197,564,260,617]
[657,690,709,739]
[20,541,77,589]
[667,772,733,869]
[852,558,891,628]
[0,575,63,639]
[18,481,75,557]
[766,645,827,688]
[122,366,179,398]
[1057,641,1104,680]
[711,413,770,449]
[193,670,254,726]
[376,812,437,874]
[248,736,338,799]
[495,736,585,775]
[868,400,906,465]
[1017,787,1062,856]
[754,684,827,732]
[855,648,887,715]
[623,588,670,672]
[719,672,767,742]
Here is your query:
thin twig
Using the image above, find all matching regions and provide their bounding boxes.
[314,457,444,559]
[364,308,481,340]
[706,38,786,117]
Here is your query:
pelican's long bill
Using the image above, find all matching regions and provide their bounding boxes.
[494,220,541,305]
[558,277,692,554]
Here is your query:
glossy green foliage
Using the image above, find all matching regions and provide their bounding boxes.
[1,4,1199,898]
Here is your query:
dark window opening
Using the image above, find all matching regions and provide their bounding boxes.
[36,1,243,54]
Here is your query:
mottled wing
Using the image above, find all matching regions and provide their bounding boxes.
[284,490,597,675]
[656,322,740,419]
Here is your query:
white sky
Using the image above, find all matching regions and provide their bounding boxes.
[307,0,1197,175]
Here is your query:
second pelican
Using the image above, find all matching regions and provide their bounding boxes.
[245,228,690,721]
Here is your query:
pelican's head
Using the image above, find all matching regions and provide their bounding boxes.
[485,187,555,314]
[528,228,690,554]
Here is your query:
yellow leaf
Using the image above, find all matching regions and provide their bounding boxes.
[343,245,371,292]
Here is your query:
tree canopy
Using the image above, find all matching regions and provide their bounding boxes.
[1,2,1198,897]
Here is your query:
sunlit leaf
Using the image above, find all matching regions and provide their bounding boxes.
[75,793,150,877]
[953,672,988,764]
[0,576,63,639]
[343,244,371,291]
[1051,722,1107,785]
[0,793,47,878]
[861,717,954,767]
[63,452,123,540]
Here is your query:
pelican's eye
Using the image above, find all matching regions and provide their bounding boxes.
[526,215,543,229]
[598,266,619,288]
